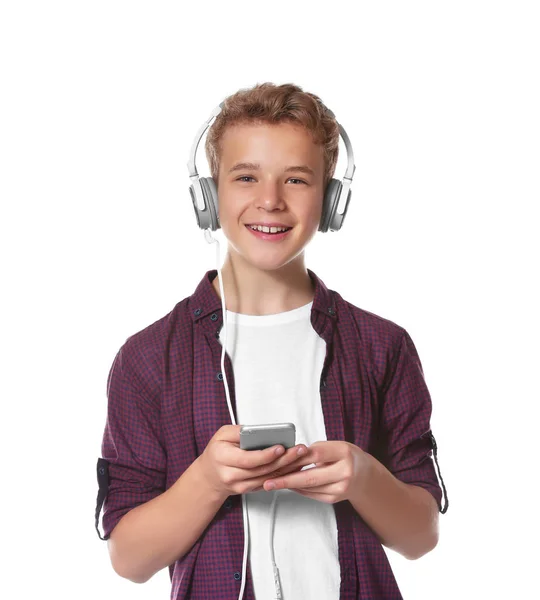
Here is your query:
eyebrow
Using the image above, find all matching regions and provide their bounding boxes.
[228,162,315,177]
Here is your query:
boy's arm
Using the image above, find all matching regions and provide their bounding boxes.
[348,451,439,560]
[352,328,445,560]
[97,343,227,582]
[108,456,227,583]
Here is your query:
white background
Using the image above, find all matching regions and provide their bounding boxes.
[1,1,538,598]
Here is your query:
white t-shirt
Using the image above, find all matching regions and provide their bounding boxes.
[219,300,341,600]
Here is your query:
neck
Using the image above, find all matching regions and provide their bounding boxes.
[211,252,314,316]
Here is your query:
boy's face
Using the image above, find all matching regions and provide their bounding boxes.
[215,121,325,273]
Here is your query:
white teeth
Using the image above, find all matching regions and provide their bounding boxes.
[249,225,290,233]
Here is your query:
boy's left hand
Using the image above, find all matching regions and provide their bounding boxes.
[262,441,370,504]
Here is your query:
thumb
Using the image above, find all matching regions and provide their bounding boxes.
[215,424,242,443]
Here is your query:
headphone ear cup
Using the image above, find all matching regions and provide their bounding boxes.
[319,178,341,233]
[189,182,204,230]
[190,177,220,231]
[329,186,351,232]
[201,177,220,231]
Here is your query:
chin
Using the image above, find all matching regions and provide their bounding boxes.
[223,224,315,269]
[238,254,293,272]
[244,246,311,272]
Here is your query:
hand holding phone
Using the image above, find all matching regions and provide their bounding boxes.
[197,424,311,499]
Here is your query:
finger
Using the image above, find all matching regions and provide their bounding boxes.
[230,445,311,480]
[224,443,285,470]
[293,488,336,503]
[214,424,243,444]
[263,461,338,491]
[252,444,311,475]
[259,453,311,479]
[227,440,305,470]
[306,440,347,465]
[243,461,310,492]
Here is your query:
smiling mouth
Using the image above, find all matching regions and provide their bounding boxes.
[245,225,293,234]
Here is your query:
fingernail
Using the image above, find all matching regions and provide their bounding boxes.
[297,447,305,456]
[275,446,284,456]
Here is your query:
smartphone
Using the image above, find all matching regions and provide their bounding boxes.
[239,422,296,451]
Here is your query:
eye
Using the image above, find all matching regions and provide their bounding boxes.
[236,176,307,184]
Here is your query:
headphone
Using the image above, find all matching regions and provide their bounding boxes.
[187,101,356,233]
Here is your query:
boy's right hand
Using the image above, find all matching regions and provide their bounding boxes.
[197,424,312,498]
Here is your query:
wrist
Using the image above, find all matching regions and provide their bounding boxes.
[192,455,229,504]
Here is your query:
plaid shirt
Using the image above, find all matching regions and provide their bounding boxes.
[96,268,448,599]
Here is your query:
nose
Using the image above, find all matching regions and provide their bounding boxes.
[255,179,285,212]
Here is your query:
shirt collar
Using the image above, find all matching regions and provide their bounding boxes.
[189,268,337,324]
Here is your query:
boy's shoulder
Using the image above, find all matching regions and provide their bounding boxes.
[308,268,406,345]
[120,296,189,355]
[115,269,218,363]
[331,289,413,387]
[332,287,407,348]
[111,297,190,395]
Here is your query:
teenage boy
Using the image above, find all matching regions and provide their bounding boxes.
[96,82,448,600]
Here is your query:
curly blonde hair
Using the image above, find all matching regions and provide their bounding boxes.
[204,82,340,189]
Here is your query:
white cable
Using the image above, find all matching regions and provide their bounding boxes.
[270,492,283,599]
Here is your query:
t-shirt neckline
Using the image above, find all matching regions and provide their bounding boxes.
[225,301,313,327]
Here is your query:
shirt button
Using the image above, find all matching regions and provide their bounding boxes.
[98,467,105,475]
[224,498,232,509]
[321,378,327,388]
[210,313,218,321]
[234,572,241,581]
[327,307,336,316]
[217,372,224,381]
[194,308,202,316]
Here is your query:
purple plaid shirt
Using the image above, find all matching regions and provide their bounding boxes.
[96,268,448,599]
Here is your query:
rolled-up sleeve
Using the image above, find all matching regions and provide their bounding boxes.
[99,342,166,540]
[376,328,444,512]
